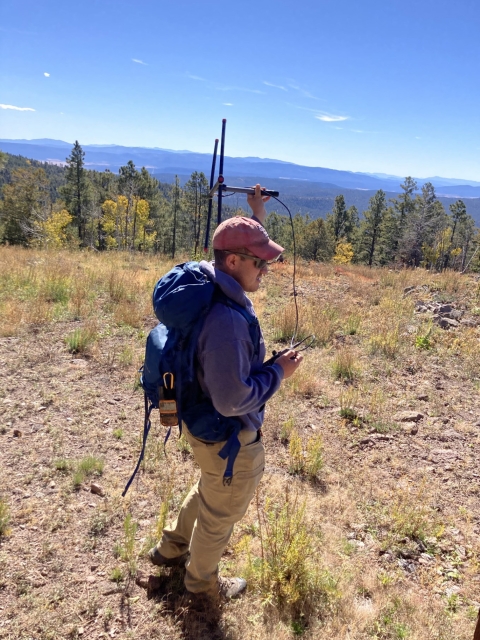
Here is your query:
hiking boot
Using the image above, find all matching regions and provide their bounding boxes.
[218,576,247,599]
[148,546,189,568]
[186,576,247,606]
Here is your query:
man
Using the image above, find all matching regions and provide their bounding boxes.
[149,185,303,600]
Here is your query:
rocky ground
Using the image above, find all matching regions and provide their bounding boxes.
[0,249,479,639]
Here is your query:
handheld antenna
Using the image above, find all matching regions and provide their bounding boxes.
[204,138,218,251]
[217,118,227,225]
[208,119,279,209]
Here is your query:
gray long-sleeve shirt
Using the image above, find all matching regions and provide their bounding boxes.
[196,261,283,431]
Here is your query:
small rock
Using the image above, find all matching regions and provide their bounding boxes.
[438,304,454,314]
[394,411,424,423]
[70,359,88,367]
[37,406,47,412]
[433,316,459,330]
[420,552,434,562]
[13,429,22,437]
[417,394,428,401]
[443,310,463,321]
[135,571,164,599]
[78,628,84,636]
[403,286,417,295]
[91,482,105,497]
[359,438,373,445]
[351,540,365,549]
[430,448,456,457]
[405,422,419,435]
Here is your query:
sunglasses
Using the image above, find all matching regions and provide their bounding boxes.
[223,251,277,270]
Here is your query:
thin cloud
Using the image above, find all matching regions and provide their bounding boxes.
[316,113,349,122]
[223,103,233,106]
[215,85,265,94]
[287,103,321,113]
[132,58,148,65]
[288,81,320,100]
[0,104,35,111]
[187,74,206,81]
[44,72,50,77]
[263,81,287,91]
[349,128,379,134]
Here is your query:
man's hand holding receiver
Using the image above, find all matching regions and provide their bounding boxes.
[247,183,271,226]
[276,350,303,378]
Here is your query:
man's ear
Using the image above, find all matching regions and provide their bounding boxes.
[224,252,238,271]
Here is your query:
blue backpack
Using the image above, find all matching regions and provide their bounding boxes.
[122,261,260,496]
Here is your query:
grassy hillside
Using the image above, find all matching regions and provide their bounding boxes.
[0,248,479,639]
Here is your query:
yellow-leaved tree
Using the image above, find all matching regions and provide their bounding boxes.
[101,195,155,250]
[101,195,128,249]
[37,209,73,247]
[333,240,354,264]
[422,228,452,270]
[133,197,156,250]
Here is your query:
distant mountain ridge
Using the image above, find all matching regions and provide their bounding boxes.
[1,138,480,197]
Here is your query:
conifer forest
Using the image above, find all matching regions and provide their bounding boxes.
[1,142,479,272]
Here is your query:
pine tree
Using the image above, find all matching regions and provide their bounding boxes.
[443,200,468,269]
[300,217,334,261]
[397,182,447,266]
[356,190,387,266]
[171,175,181,259]
[326,195,348,242]
[63,141,90,245]
[183,171,209,255]
[118,161,140,249]
[1,167,50,245]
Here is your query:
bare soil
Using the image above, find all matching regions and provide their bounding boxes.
[0,250,479,639]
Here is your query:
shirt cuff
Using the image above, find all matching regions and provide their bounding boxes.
[251,215,264,228]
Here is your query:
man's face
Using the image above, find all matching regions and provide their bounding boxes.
[225,252,269,293]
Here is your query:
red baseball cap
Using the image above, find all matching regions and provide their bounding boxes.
[213,217,284,261]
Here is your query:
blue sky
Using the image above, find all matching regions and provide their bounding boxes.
[1,0,479,180]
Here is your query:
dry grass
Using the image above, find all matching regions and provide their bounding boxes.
[0,247,479,639]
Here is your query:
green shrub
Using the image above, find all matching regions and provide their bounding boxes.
[0,497,11,537]
[65,326,97,354]
[240,486,338,622]
[115,514,138,575]
[332,348,359,381]
[78,455,104,476]
[72,455,104,490]
[54,458,71,473]
[305,434,324,479]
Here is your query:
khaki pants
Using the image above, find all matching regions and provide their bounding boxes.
[156,426,265,593]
